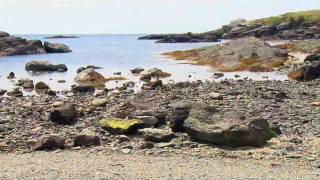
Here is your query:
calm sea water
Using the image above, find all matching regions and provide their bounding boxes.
[0,34,287,91]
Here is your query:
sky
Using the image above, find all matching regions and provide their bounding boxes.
[0,0,320,34]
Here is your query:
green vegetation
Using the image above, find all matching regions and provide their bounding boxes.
[251,10,320,26]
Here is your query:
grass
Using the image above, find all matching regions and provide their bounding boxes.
[251,10,320,26]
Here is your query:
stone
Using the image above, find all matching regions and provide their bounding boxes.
[74,68,106,87]
[288,61,320,81]
[135,116,161,128]
[130,68,144,74]
[17,78,34,89]
[140,68,171,82]
[98,118,144,134]
[116,135,130,143]
[71,85,95,93]
[142,80,163,90]
[209,92,223,100]
[213,73,224,78]
[0,89,7,96]
[7,88,23,97]
[77,65,102,73]
[25,61,68,72]
[74,129,101,147]
[35,81,49,90]
[139,128,174,143]
[170,103,192,132]
[43,41,72,53]
[33,135,66,150]
[91,98,108,107]
[49,104,77,124]
[7,72,15,79]
[183,104,276,147]
[53,101,65,107]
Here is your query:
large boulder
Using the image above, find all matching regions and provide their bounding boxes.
[25,61,68,72]
[74,68,106,87]
[0,32,46,56]
[183,104,276,147]
[164,37,288,72]
[35,81,49,90]
[43,41,72,53]
[49,104,77,124]
[98,118,144,134]
[288,61,320,81]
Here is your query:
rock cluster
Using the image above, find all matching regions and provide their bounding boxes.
[0,31,71,56]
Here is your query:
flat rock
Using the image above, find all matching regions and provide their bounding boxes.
[183,104,276,147]
[139,128,174,143]
[98,118,144,134]
[33,135,66,151]
[74,129,101,147]
[25,61,68,72]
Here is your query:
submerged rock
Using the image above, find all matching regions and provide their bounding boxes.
[183,104,276,147]
[74,68,106,87]
[43,41,72,53]
[71,85,95,93]
[25,61,68,72]
[45,35,79,39]
[49,104,77,125]
[98,118,144,134]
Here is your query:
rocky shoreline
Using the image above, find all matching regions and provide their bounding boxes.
[0,79,319,168]
[139,10,320,43]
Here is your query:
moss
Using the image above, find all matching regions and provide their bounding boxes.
[105,77,127,81]
[98,118,144,134]
[251,10,320,26]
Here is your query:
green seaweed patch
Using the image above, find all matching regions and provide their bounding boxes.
[98,118,144,134]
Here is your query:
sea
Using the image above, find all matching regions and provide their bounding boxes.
[0,34,288,91]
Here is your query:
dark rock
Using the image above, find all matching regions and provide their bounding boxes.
[49,104,77,125]
[130,68,144,74]
[213,73,224,78]
[305,54,320,62]
[142,80,163,90]
[0,32,46,56]
[7,72,15,79]
[43,41,72,53]
[183,104,276,147]
[71,85,95,93]
[17,78,34,89]
[134,116,161,128]
[33,135,66,150]
[170,103,192,132]
[0,89,7,96]
[288,61,320,81]
[45,35,79,39]
[25,61,68,72]
[7,88,23,97]
[35,81,49,90]
[77,65,102,73]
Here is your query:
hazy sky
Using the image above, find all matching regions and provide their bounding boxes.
[0,0,319,34]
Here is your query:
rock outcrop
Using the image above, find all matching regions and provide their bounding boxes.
[0,31,72,56]
[25,61,68,72]
[139,10,320,43]
[0,32,46,56]
[45,35,79,39]
[164,37,288,72]
[183,104,276,147]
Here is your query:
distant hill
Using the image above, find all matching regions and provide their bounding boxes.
[139,10,320,43]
